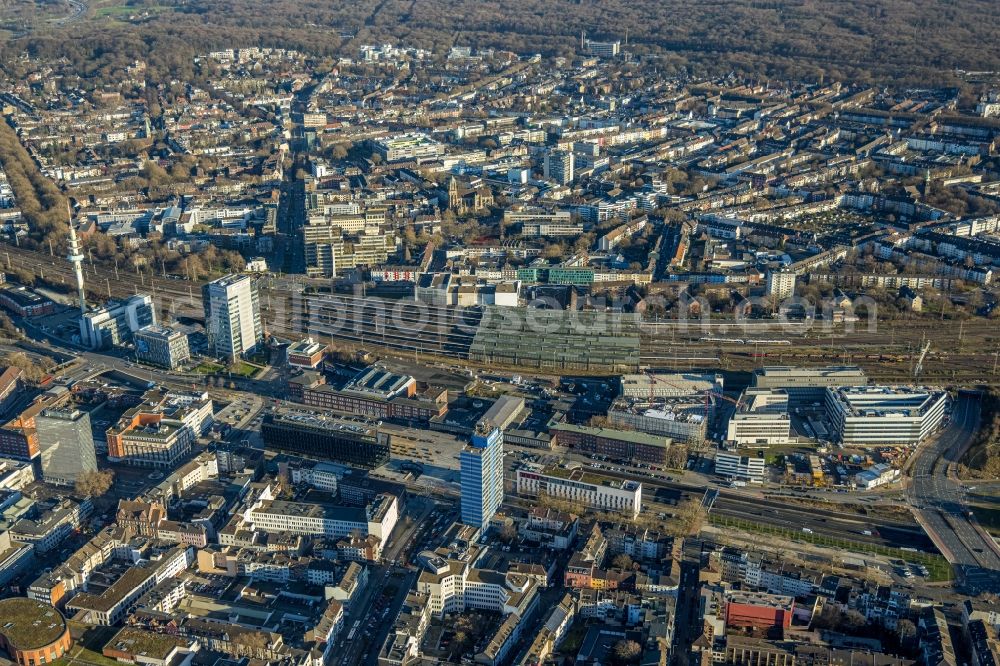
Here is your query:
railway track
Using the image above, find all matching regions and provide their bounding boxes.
[589,464,934,552]
[4,242,1000,381]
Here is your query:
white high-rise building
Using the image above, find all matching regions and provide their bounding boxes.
[460,422,504,531]
[80,294,156,349]
[765,269,796,301]
[202,274,262,360]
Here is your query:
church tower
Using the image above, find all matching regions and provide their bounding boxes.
[448,176,461,213]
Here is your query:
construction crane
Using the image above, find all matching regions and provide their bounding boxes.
[644,370,693,401]
[704,389,741,421]
[707,390,740,407]
[914,340,931,379]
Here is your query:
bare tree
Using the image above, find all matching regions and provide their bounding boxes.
[613,639,642,664]
[612,554,635,570]
[75,470,115,498]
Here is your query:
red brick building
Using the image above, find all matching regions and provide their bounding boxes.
[725,592,795,631]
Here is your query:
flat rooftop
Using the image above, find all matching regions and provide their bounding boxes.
[739,387,790,414]
[68,565,156,613]
[523,462,641,491]
[620,372,721,396]
[342,365,413,399]
[287,338,326,356]
[754,365,867,381]
[828,385,946,417]
[135,325,184,340]
[252,499,367,524]
[551,422,670,448]
[104,627,189,660]
[0,598,67,650]
[267,411,378,438]
[205,273,253,289]
[610,395,707,422]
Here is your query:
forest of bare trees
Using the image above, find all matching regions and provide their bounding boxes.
[1,0,998,87]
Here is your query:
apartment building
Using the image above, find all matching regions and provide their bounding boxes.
[543,150,574,185]
[302,224,396,277]
[65,546,192,626]
[765,269,796,300]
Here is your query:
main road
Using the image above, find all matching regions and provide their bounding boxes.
[907,392,1000,592]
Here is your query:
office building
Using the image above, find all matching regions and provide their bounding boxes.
[289,368,448,423]
[516,463,642,518]
[35,408,97,486]
[134,325,190,369]
[583,38,621,58]
[607,398,709,444]
[765,269,796,301]
[551,423,671,465]
[726,388,792,446]
[9,497,88,554]
[460,421,504,531]
[371,133,443,163]
[620,372,723,399]
[80,294,155,349]
[415,525,539,620]
[106,390,214,468]
[286,337,326,368]
[202,274,263,360]
[519,221,585,237]
[751,366,868,405]
[543,150,574,185]
[825,385,948,446]
[0,285,55,317]
[610,373,722,445]
[248,494,398,550]
[715,451,767,484]
[502,208,573,227]
[261,412,392,468]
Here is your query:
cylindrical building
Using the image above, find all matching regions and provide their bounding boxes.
[0,597,73,666]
